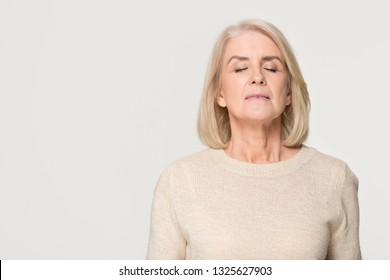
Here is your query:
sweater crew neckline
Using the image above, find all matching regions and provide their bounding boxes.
[210,145,316,177]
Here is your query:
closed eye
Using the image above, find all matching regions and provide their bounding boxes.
[235,67,248,73]
[263,67,278,73]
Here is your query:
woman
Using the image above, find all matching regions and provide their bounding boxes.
[147,19,361,260]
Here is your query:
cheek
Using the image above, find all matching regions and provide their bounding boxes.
[268,80,290,107]
[273,76,289,97]
[221,75,246,96]
[220,79,232,100]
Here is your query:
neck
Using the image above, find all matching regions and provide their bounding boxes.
[225,118,294,164]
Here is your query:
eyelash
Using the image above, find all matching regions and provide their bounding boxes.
[264,68,277,73]
[235,67,248,73]
[234,67,278,73]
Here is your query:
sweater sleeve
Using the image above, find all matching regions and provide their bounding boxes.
[146,166,186,259]
[326,165,362,259]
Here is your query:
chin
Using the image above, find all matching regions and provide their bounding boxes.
[242,112,282,124]
[246,112,274,120]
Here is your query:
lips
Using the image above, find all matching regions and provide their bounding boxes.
[245,93,270,100]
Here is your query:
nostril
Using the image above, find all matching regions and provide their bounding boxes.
[251,77,265,85]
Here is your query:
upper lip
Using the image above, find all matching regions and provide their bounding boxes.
[245,93,270,100]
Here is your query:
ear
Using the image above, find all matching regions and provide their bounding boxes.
[285,93,292,106]
[216,89,227,107]
[285,76,292,106]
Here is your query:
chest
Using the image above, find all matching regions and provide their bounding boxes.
[175,174,337,259]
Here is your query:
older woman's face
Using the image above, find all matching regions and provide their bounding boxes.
[217,32,290,124]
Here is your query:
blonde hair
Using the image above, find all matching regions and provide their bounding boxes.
[197,19,310,148]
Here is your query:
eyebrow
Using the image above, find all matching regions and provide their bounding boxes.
[227,55,284,65]
[227,55,249,65]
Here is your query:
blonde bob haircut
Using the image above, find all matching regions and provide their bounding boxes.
[197,19,310,148]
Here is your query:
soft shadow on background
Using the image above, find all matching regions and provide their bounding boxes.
[1,0,389,259]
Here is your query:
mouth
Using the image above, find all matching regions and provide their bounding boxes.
[245,93,270,100]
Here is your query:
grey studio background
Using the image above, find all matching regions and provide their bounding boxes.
[0,0,389,259]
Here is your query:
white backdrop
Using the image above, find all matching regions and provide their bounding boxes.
[1,0,389,259]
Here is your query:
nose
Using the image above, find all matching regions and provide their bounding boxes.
[250,68,266,85]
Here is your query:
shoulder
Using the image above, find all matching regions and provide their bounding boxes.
[305,146,358,185]
[309,147,348,168]
[164,148,216,172]
[158,148,216,180]
[154,149,216,197]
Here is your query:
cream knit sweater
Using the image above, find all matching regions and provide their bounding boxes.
[147,146,361,260]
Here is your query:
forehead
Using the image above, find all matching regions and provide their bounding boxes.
[223,31,283,61]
